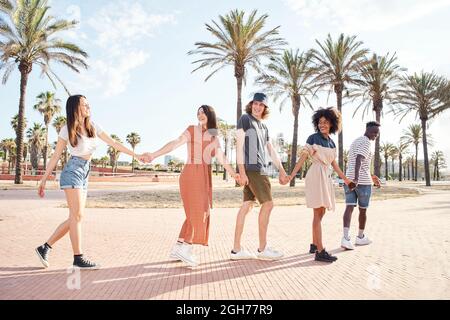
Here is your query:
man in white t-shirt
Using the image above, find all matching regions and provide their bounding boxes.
[341,122,381,250]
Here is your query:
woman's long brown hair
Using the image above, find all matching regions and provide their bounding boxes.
[66,95,96,147]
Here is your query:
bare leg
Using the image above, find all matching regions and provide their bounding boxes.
[65,189,86,255]
[343,205,355,228]
[358,208,367,231]
[258,201,274,251]
[313,208,326,252]
[233,201,254,252]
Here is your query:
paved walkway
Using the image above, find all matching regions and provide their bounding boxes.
[0,187,449,300]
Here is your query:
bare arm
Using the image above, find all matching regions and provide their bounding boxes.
[98,131,138,158]
[236,129,248,186]
[331,160,351,185]
[38,138,67,197]
[215,147,238,179]
[267,141,287,176]
[354,154,363,184]
[289,151,309,179]
[151,134,188,161]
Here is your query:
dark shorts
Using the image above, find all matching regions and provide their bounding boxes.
[344,184,372,209]
[243,171,272,205]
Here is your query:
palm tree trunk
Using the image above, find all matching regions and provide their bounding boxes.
[336,88,344,170]
[414,144,419,181]
[391,159,395,179]
[290,97,300,187]
[236,75,243,125]
[385,156,389,180]
[421,119,431,186]
[131,147,135,173]
[15,69,30,184]
[399,155,403,182]
[43,123,49,171]
[374,103,382,177]
[411,157,415,181]
[223,136,228,181]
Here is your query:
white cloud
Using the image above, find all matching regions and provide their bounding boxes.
[284,0,450,32]
[76,1,176,98]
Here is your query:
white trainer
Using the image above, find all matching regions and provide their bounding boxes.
[256,247,284,261]
[355,235,372,246]
[175,243,198,267]
[230,249,256,260]
[341,236,355,250]
[169,242,182,261]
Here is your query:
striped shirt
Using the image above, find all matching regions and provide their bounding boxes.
[346,136,373,185]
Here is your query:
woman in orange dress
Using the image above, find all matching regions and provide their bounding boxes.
[147,105,240,267]
[287,108,352,263]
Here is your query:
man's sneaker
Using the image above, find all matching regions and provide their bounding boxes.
[175,244,198,267]
[35,244,51,268]
[169,242,182,261]
[230,249,256,260]
[341,237,355,250]
[309,243,318,254]
[257,247,284,261]
[355,235,372,246]
[315,249,338,263]
[73,255,101,270]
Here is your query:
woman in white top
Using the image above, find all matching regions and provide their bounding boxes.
[35,95,145,270]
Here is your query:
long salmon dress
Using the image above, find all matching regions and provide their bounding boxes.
[178,125,219,245]
[303,133,337,212]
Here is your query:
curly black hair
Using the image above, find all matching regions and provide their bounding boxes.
[312,107,342,134]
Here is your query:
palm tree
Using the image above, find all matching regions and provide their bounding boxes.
[26,123,46,174]
[309,33,369,170]
[343,149,349,172]
[99,156,109,169]
[0,0,88,184]
[107,134,122,174]
[52,115,67,166]
[380,142,394,180]
[431,151,446,181]
[33,91,61,170]
[389,146,398,179]
[394,72,450,186]
[256,49,316,186]
[188,9,286,125]
[126,132,141,173]
[397,142,409,182]
[0,138,15,172]
[11,114,27,134]
[218,119,235,180]
[352,52,406,177]
[401,124,422,181]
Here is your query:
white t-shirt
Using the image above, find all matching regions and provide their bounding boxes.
[59,122,103,157]
[346,136,373,185]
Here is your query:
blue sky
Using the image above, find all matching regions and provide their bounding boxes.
[1,0,450,170]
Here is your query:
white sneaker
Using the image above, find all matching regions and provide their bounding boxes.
[175,243,198,267]
[230,249,256,260]
[355,235,372,246]
[169,242,182,261]
[341,236,355,250]
[256,247,284,261]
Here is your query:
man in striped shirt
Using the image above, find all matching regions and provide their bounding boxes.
[341,122,381,250]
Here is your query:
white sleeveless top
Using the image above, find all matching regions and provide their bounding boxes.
[58,122,103,157]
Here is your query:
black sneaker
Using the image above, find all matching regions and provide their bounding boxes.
[73,255,101,270]
[309,244,318,254]
[35,244,51,268]
[315,249,338,263]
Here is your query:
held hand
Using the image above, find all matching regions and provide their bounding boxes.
[38,179,46,198]
[372,175,381,188]
[232,173,241,184]
[279,174,291,185]
[239,173,249,187]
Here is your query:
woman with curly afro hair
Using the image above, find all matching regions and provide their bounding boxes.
[286,107,353,263]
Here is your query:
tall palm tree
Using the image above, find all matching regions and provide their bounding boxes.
[126,132,141,173]
[431,151,446,181]
[352,52,406,177]
[0,0,88,184]
[11,114,27,134]
[26,123,46,174]
[256,49,315,186]
[401,124,422,181]
[218,119,235,180]
[394,72,450,186]
[107,134,122,174]
[310,33,369,170]
[380,142,394,180]
[33,91,61,170]
[188,9,286,125]
[397,142,409,182]
[389,146,398,179]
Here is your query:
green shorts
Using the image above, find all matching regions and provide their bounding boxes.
[243,171,273,205]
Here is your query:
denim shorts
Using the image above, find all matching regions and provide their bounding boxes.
[60,156,91,190]
[343,184,372,209]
